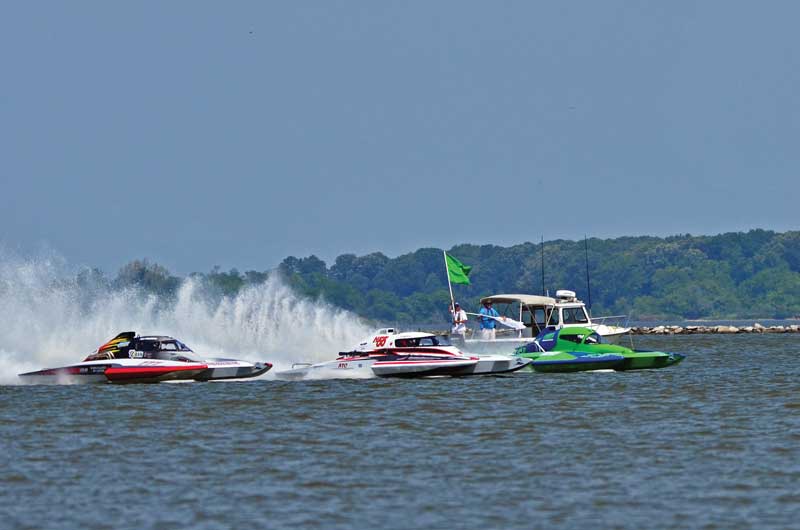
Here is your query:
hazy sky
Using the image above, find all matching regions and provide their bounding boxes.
[2,1,798,274]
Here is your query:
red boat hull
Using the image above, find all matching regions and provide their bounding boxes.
[104,364,208,383]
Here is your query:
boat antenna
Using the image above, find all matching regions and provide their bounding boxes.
[584,235,592,314]
[540,235,545,296]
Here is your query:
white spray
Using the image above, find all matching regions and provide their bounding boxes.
[0,253,371,383]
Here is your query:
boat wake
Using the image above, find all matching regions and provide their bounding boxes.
[0,254,371,384]
[283,365,377,380]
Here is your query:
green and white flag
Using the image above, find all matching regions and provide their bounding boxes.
[445,253,472,285]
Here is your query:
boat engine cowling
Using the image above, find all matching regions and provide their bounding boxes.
[354,328,397,351]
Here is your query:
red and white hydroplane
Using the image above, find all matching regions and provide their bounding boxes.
[276,328,530,380]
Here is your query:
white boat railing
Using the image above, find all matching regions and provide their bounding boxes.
[589,314,630,328]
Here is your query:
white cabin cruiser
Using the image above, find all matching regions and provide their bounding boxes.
[19,332,272,384]
[276,328,530,380]
[462,290,631,353]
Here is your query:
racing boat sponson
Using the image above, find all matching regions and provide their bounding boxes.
[193,359,273,381]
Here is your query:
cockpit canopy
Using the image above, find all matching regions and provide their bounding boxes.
[535,327,606,351]
[128,336,200,361]
[136,338,193,353]
[394,335,451,348]
[88,332,201,361]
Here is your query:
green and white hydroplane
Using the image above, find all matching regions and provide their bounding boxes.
[514,327,685,373]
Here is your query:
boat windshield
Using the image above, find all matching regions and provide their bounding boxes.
[562,307,589,324]
[560,333,585,344]
[583,333,606,345]
[137,339,193,352]
[159,340,193,352]
[431,335,452,346]
[129,338,200,361]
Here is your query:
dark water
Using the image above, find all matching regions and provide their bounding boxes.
[2,334,799,530]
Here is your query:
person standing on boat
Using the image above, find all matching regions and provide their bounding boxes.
[479,300,500,340]
[450,302,468,342]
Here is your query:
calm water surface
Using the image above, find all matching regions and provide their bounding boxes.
[2,334,799,529]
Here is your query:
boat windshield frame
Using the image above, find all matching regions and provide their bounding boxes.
[561,305,590,325]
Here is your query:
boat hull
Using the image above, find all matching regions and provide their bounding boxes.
[19,360,209,384]
[585,324,630,344]
[277,357,485,379]
[450,355,531,375]
[104,364,208,383]
[519,351,625,373]
[18,365,112,384]
[276,358,376,380]
[371,358,478,377]
[615,351,686,371]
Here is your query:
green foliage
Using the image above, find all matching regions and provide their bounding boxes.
[114,259,180,296]
[204,267,245,297]
[100,230,800,323]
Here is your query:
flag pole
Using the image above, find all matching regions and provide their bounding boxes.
[584,235,592,316]
[443,250,456,311]
[541,235,545,296]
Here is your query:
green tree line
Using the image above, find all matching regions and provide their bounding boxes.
[83,230,800,322]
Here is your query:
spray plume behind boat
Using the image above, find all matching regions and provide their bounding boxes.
[0,251,370,383]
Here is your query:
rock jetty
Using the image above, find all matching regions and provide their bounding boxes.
[630,323,800,335]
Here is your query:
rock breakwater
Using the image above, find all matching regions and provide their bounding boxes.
[631,323,800,335]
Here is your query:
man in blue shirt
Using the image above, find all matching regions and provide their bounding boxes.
[479,300,500,340]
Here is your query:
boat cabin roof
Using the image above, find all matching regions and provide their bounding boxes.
[480,294,557,307]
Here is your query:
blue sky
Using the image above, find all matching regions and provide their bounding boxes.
[2,1,798,274]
